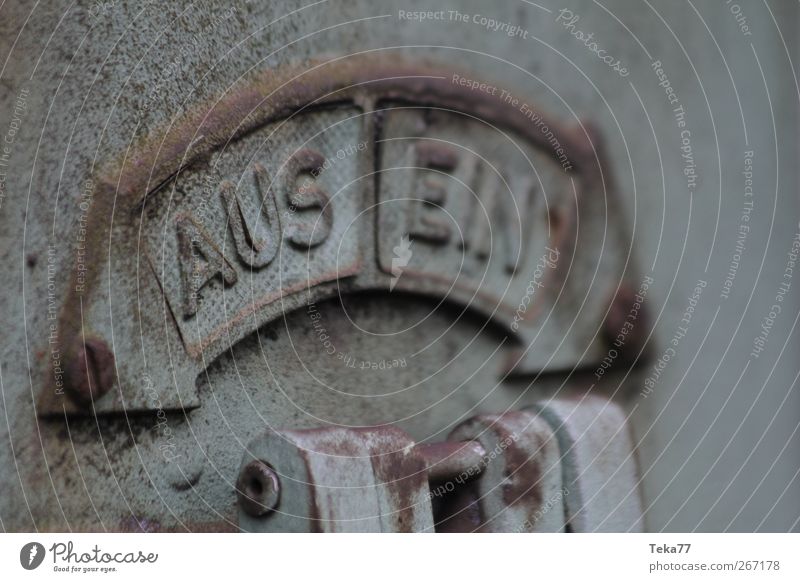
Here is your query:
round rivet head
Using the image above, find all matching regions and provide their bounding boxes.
[66,337,115,405]
[237,460,281,517]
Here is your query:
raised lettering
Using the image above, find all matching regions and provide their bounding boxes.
[176,213,237,317]
[285,149,332,248]
[220,162,281,268]
[409,142,455,244]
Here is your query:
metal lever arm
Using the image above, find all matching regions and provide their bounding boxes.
[237,397,643,532]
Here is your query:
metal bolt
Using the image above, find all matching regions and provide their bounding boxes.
[416,440,487,482]
[237,460,281,517]
[66,337,115,404]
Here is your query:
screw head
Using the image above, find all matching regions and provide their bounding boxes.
[66,337,115,405]
[237,460,281,517]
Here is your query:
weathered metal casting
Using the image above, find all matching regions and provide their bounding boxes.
[238,425,435,532]
[38,55,633,418]
[527,395,644,532]
[238,397,642,532]
[436,411,565,532]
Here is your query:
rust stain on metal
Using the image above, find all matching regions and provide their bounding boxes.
[500,430,544,510]
[65,337,116,406]
[41,54,599,415]
[604,282,650,363]
[415,141,460,170]
[417,440,486,483]
[296,447,324,534]
[370,449,424,532]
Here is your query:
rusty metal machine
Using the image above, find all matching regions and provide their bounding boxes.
[1,1,798,533]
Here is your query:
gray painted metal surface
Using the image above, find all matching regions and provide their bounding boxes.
[0,0,798,532]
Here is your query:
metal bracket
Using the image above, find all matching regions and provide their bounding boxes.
[237,397,643,532]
